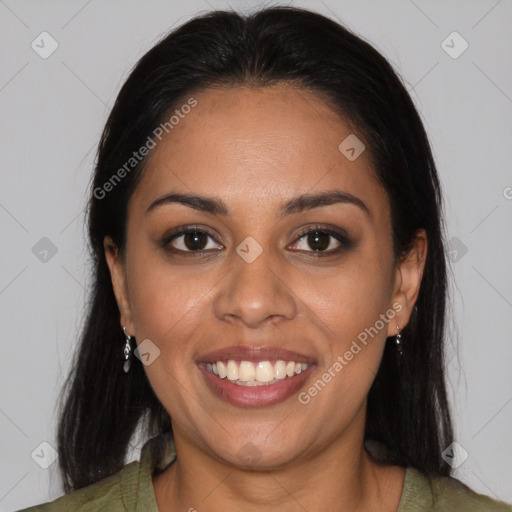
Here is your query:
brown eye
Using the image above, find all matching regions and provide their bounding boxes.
[305,231,331,251]
[290,225,352,255]
[182,231,209,251]
[162,227,223,255]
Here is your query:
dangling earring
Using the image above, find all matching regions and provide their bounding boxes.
[123,327,133,373]
[395,323,403,356]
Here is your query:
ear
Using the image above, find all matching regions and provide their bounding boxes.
[104,236,135,335]
[387,228,427,337]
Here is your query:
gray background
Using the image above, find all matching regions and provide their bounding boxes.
[1,0,511,510]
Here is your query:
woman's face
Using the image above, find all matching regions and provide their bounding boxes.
[106,84,425,468]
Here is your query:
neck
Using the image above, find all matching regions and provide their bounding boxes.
[153,424,404,511]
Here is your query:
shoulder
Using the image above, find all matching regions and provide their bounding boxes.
[429,473,512,511]
[399,466,511,512]
[15,461,140,512]
[16,431,174,512]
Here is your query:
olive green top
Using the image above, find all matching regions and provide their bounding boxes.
[18,432,511,511]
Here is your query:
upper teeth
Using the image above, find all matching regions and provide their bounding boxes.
[205,360,308,384]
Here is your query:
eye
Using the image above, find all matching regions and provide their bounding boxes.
[162,226,223,255]
[161,224,352,257]
[290,225,351,255]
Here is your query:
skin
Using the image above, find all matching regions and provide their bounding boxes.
[105,83,427,511]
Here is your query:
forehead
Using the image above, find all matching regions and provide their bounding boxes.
[130,84,388,219]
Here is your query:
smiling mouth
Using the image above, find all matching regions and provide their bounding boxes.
[196,346,315,407]
[203,360,309,386]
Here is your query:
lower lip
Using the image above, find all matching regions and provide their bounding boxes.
[198,364,315,408]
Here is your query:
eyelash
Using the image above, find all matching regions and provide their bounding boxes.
[160,223,352,258]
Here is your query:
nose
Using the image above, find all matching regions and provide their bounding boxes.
[212,242,298,329]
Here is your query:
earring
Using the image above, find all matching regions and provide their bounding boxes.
[395,323,403,356]
[123,327,133,373]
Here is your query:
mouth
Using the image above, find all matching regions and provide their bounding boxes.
[202,359,309,385]
[197,346,316,407]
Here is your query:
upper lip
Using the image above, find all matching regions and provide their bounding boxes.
[197,345,316,364]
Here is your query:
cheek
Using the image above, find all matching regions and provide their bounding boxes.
[303,251,393,393]
[297,281,391,424]
[126,251,215,357]
[125,257,213,412]
[310,254,392,339]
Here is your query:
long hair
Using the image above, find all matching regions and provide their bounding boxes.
[57,6,453,492]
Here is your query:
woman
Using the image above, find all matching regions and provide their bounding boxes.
[19,6,510,511]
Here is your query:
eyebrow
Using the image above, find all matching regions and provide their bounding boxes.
[146,189,370,217]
